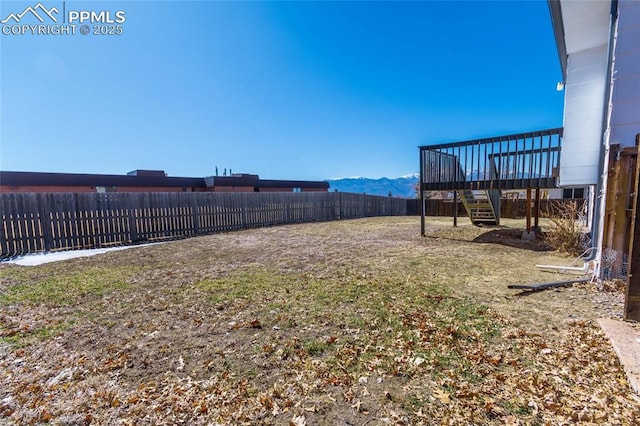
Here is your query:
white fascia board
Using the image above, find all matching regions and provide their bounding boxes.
[561,0,612,55]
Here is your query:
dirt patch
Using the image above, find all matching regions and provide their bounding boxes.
[1,217,638,424]
[473,228,553,251]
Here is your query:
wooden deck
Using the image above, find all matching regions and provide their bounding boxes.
[419,128,563,230]
[419,128,562,192]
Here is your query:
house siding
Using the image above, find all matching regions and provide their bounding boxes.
[560,45,609,186]
[610,0,640,147]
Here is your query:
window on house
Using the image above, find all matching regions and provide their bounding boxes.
[562,187,586,199]
[293,188,302,193]
[96,186,116,193]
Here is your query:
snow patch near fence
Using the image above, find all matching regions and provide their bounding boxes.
[3,244,156,266]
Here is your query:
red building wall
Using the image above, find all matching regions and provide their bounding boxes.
[0,172,328,194]
[257,187,328,192]
[212,186,255,193]
[258,187,292,192]
[1,185,95,193]
[0,185,204,193]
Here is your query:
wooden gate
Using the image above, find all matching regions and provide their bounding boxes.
[619,136,640,320]
[602,144,640,279]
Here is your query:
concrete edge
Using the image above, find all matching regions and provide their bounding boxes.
[597,318,640,395]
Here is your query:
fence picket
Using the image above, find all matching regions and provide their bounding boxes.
[0,195,9,257]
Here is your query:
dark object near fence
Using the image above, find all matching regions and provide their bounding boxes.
[508,278,591,291]
[0,192,406,258]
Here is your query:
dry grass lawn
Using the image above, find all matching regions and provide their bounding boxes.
[1,216,638,424]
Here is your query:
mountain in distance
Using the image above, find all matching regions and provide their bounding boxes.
[327,174,419,198]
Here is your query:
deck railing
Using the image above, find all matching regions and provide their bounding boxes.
[419,128,563,191]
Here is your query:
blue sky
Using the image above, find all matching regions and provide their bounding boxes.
[0,1,564,180]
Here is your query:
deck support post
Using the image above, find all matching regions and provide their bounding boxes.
[420,149,426,237]
[534,188,541,230]
[420,195,425,236]
[453,191,458,227]
[526,188,532,233]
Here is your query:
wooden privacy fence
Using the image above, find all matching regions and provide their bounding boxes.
[0,192,407,258]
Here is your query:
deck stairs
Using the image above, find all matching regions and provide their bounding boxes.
[457,190,500,225]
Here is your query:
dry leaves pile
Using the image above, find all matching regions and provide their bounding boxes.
[1,217,639,424]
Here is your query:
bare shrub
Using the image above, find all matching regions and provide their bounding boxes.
[600,279,626,293]
[543,200,589,256]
